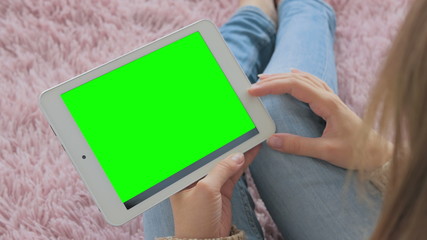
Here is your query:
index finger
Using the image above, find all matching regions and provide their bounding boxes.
[248,78,334,120]
[249,78,323,103]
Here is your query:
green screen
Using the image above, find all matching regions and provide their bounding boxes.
[61,32,256,204]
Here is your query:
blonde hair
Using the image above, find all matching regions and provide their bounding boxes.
[364,0,427,238]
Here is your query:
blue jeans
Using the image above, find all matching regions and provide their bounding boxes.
[143,1,382,239]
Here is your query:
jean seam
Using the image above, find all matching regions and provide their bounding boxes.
[247,46,259,82]
[320,26,330,83]
[238,180,262,239]
[320,7,336,92]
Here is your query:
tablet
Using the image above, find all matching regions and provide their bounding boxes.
[40,20,275,226]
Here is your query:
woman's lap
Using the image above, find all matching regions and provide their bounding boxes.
[143,1,382,239]
[251,1,381,239]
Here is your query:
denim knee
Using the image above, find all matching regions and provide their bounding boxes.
[280,0,337,39]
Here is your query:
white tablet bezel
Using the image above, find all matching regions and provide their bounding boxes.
[40,19,275,226]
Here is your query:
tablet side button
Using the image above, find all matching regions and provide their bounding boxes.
[50,125,57,136]
[50,126,66,152]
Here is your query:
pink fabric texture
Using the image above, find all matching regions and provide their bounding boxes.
[0,0,409,239]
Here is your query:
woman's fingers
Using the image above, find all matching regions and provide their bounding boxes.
[254,78,331,114]
[249,78,336,120]
[200,153,245,191]
[230,145,261,184]
[290,70,333,92]
[177,146,260,196]
[250,77,316,97]
[242,145,261,170]
[258,73,320,89]
[258,72,333,93]
[267,133,328,160]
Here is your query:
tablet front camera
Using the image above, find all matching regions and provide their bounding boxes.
[82,155,86,159]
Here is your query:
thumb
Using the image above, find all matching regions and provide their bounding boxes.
[267,133,327,160]
[201,153,245,191]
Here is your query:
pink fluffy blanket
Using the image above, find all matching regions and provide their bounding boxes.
[0,0,409,239]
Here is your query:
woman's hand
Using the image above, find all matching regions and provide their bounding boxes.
[249,70,392,170]
[170,146,260,239]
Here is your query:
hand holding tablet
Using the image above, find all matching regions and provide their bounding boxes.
[40,20,275,225]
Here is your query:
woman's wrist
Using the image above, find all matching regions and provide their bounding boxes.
[368,160,391,193]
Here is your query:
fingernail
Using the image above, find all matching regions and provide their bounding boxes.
[231,153,244,164]
[257,73,269,77]
[268,136,283,148]
[250,83,261,89]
